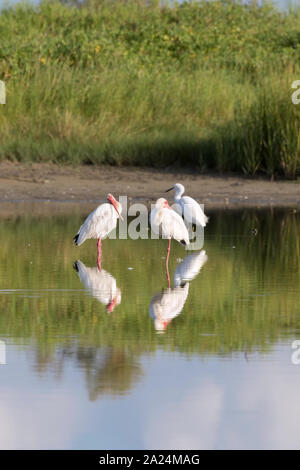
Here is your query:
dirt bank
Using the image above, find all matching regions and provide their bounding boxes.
[0,161,300,216]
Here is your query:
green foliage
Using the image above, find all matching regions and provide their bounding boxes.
[1,1,300,176]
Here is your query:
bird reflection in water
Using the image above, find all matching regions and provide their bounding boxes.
[174,250,208,287]
[75,346,143,401]
[149,283,189,332]
[149,250,208,332]
[73,260,121,313]
[40,345,144,401]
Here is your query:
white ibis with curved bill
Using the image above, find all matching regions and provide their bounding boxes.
[166,183,208,228]
[150,197,189,287]
[73,194,123,270]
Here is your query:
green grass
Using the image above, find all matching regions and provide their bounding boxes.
[1,0,300,176]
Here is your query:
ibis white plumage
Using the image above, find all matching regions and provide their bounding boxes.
[73,193,123,270]
[150,197,189,287]
[166,183,208,228]
[150,197,190,245]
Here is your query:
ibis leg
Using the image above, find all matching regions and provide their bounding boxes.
[97,238,102,271]
[166,238,171,289]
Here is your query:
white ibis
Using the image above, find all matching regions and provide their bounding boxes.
[150,197,189,287]
[166,183,208,228]
[149,284,189,332]
[73,193,123,270]
[74,260,121,313]
[174,250,208,287]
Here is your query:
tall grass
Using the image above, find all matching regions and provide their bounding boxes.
[1,0,300,176]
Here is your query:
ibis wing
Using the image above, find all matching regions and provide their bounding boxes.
[181,196,208,227]
[161,208,189,245]
[75,203,115,245]
[150,207,161,235]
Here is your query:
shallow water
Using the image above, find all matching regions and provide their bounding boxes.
[1,208,300,449]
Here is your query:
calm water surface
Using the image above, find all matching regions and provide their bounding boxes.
[0,208,300,449]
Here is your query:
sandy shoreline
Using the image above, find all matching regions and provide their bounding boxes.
[0,161,300,216]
